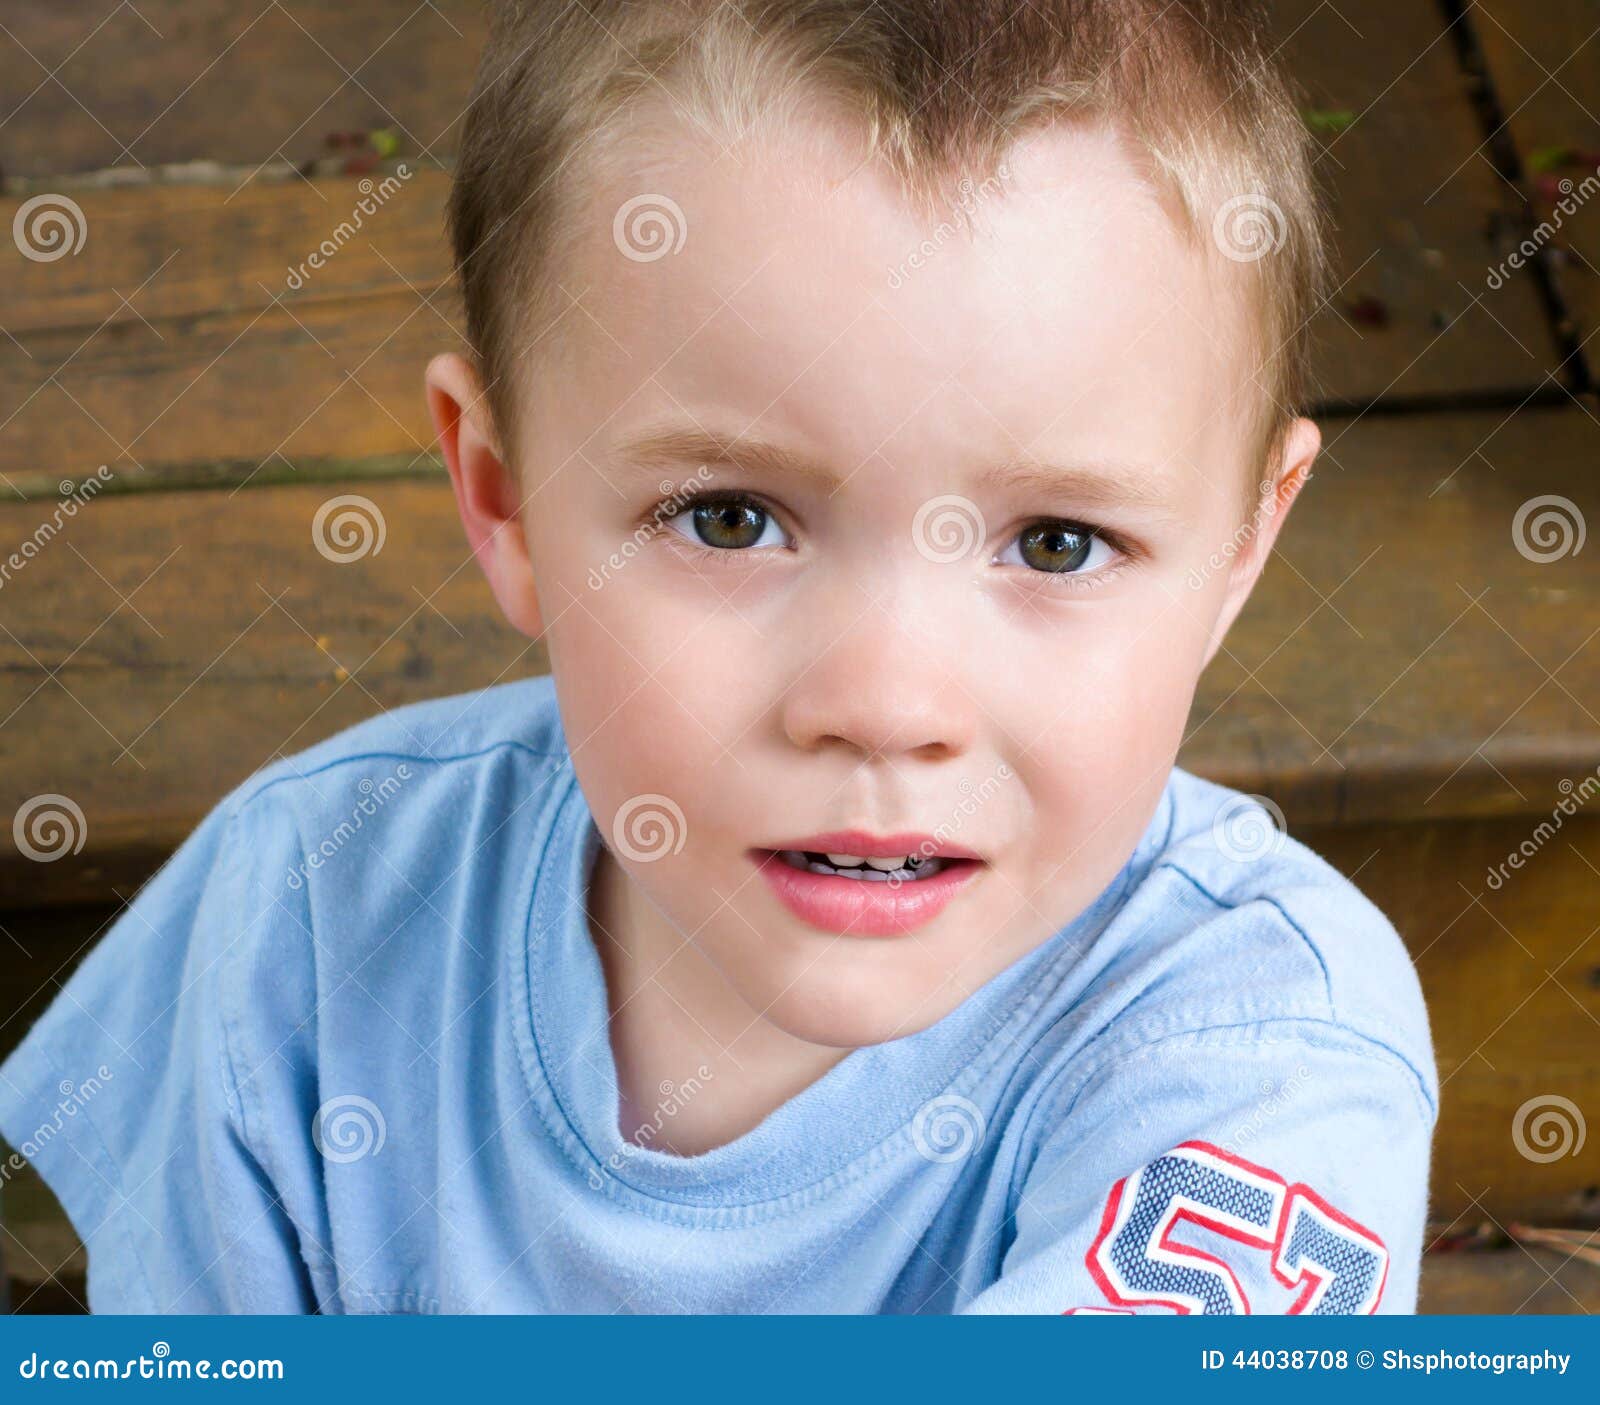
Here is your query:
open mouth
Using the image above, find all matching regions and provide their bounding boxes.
[775,850,954,882]
[750,846,984,936]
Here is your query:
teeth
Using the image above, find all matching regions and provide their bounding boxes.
[824,852,916,871]
[779,850,945,880]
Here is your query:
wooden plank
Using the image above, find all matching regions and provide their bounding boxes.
[1420,1244,1600,1312]
[0,476,546,906]
[0,0,1565,500]
[0,172,465,486]
[0,284,464,484]
[1265,0,1561,401]
[0,2,486,178]
[1472,0,1600,349]
[1183,406,1600,825]
[1,169,453,333]
[1306,820,1600,1227]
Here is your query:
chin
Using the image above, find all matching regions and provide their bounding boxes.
[754,967,960,1050]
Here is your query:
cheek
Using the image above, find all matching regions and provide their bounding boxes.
[1001,586,1211,833]
[544,560,770,826]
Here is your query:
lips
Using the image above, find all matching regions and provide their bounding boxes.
[749,829,985,937]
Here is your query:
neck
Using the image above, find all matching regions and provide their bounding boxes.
[585,839,847,1157]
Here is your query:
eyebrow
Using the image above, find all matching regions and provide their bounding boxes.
[610,424,1184,521]
[612,425,841,487]
[976,458,1184,521]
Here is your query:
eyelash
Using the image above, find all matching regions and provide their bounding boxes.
[650,490,1137,591]
[653,491,791,565]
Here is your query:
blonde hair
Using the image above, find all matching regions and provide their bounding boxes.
[447,1,1328,516]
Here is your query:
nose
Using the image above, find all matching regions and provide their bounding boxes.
[779,579,979,763]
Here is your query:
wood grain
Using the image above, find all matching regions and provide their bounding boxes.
[1472,0,1600,352]
[1,173,465,484]
[0,0,1568,496]
[1269,0,1562,402]
[0,2,486,178]
[1307,819,1600,1227]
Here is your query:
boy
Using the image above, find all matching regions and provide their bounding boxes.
[0,0,1435,1313]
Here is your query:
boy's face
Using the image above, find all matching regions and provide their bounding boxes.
[432,108,1315,1049]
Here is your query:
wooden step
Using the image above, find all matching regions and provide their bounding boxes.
[0,1,487,178]
[0,172,466,484]
[1471,0,1600,350]
[0,0,1568,500]
[1272,0,1564,402]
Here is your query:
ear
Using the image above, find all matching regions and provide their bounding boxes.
[1199,416,1320,672]
[424,352,543,639]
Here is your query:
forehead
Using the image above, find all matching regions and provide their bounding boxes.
[544,106,1253,504]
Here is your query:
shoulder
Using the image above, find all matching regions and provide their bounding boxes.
[223,673,567,813]
[204,673,576,964]
[1061,766,1438,1116]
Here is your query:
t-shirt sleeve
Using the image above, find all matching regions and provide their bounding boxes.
[958,1020,1438,1315]
[0,791,320,1312]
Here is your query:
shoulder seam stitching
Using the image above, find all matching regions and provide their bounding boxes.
[230,741,566,813]
[1155,859,1339,1019]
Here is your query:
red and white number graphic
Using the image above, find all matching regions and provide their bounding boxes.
[1064,1141,1388,1315]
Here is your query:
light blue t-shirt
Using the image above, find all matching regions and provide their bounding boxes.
[0,674,1437,1314]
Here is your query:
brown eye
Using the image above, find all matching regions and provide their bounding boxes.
[1016,521,1094,573]
[695,501,764,548]
[664,494,788,551]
